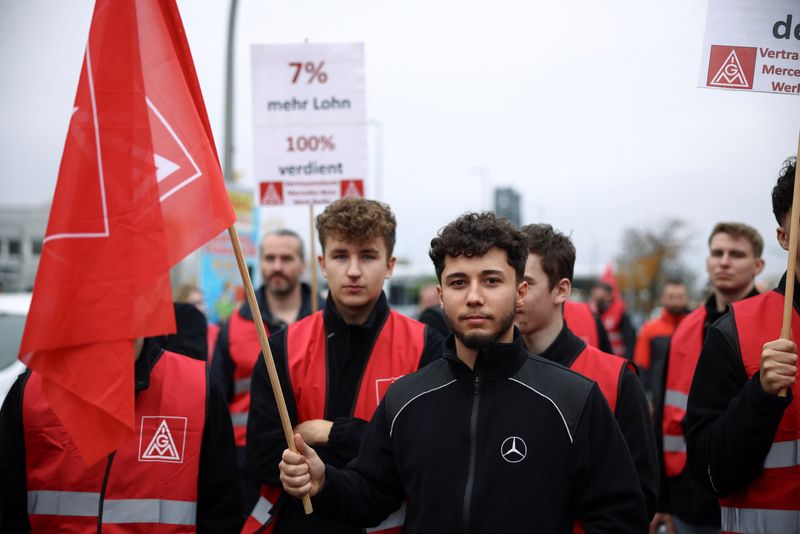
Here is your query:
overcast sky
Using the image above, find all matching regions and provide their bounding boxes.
[1,0,799,286]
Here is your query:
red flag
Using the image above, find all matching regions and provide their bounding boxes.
[19,0,235,466]
[600,262,623,308]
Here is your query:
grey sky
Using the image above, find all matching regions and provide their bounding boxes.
[1,0,799,285]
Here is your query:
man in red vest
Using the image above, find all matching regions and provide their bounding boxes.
[514,223,658,522]
[211,228,322,511]
[244,198,444,533]
[685,159,798,534]
[657,221,764,534]
[634,281,689,402]
[277,212,647,532]
[0,311,243,532]
[590,280,637,359]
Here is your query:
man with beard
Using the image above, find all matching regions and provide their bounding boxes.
[277,212,647,533]
[211,229,322,510]
[242,198,443,533]
[634,281,690,401]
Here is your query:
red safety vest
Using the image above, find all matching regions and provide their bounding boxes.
[718,292,800,533]
[24,351,206,533]
[228,310,270,446]
[569,342,628,534]
[564,301,600,349]
[569,344,627,413]
[661,306,706,478]
[242,310,425,534]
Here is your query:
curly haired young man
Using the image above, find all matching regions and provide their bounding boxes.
[278,211,648,533]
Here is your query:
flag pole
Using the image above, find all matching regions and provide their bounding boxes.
[227,224,313,514]
[309,204,318,314]
[779,132,800,399]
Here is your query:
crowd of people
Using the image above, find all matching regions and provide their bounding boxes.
[0,157,798,533]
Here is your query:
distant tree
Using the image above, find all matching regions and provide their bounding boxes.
[616,218,695,319]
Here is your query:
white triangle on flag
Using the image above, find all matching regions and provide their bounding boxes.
[262,183,283,205]
[142,419,181,461]
[154,153,180,183]
[342,181,362,198]
[709,50,749,88]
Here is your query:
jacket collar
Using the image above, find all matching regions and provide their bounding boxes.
[443,327,529,379]
[774,272,800,312]
[134,338,164,392]
[538,323,586,368]
[323,290,390,331]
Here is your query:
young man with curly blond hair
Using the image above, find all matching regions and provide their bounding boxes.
[243,197,444,533]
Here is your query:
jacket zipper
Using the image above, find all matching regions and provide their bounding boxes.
[462,374,481,531]
[96,452,116,532]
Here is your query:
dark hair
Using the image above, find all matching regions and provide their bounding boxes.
[262,228,305,261]
[773,157,797,227]
[429,212,528,282]
[520,224,575,289]
[708,222,764,258]
[316,197,397,256]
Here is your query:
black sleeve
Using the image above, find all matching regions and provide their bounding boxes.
[210,322,234,404]
[571,384,649,533]
[685,318,790,497]
[197,382,244,533]
[594,315,613,354]
[653,339,671,513]
[620,313,637,361]
[246,331,297,486]
[314,400,406,528]
[616,366,659,521]
[419,326,445,368]
[0,374,30,533]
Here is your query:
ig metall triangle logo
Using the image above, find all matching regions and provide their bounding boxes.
[138,416,187,463]
[706,45,756,90]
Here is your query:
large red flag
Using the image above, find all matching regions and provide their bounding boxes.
[19,0,235,466]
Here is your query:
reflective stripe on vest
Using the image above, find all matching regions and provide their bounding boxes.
[763,439,800,469]
[245,310,426,532]
[563,301,599,349]
[664,389,688,411]
[24,352,205,531]
[568,343,625,413]
[227,310,270,446]
[721,506,800,533]
[718,291,800,526]
[662,306,706,477]
[241,485,282,534]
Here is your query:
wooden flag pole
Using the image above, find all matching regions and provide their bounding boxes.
[227,224,313,514]
[309,205,318,314]
[779,133,800,399]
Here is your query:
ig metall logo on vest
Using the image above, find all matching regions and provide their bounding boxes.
[138,416,188,463]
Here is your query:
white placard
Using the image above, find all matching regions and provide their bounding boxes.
[699,0,800,95]
[251,43,368,205]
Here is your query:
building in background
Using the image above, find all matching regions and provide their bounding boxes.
[494,187,521,227]
[0,205,48,292]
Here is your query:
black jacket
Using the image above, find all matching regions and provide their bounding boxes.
[655,291,756,525]
[312,332,648,533]
[539,324,659,521]
[211,282,322,404]
[0,339,243,533]
[686,277,793,500]
[246,292,444,533]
